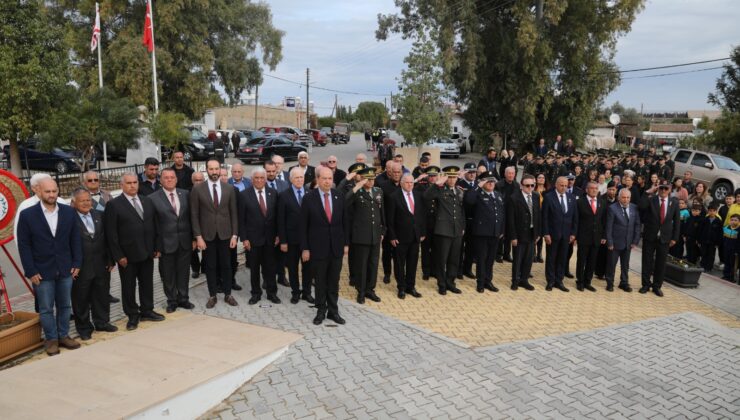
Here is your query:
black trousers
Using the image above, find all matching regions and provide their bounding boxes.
[191,249,201,274]
[394,240,420,292]
[536,237,543,259]
[700,244,716,271]
[159,247,191,306]
[204,238,232,297]
[685,239,700,264]
[312,257,342,316]
[474,236,499,288]
[459,226,475,275]
[275,244,287,282]
[72,272,111,335]
[381,238,394,277]
[347,246,356,285]
[594,244,608,277]
[248,244,276,297]
[351,242,380,296]
[285,244,310,297]
[497,236,512,259]
[230,247,239,284]
[511,240,535,287]
[605,247,632,287]
[545,236,569,287]
[576,242,600,287]
[641,239,670,290]
[420,235,434,277]
[434,235,462,290]
[119,258,154,317]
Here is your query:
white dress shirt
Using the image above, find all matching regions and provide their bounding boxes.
[164,188,180,216]
[208,180,222,205]
[402,189,415,213]
[42,203,59,237]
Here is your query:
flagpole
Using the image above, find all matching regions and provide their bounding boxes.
[149,0,159,114]
[95,2,108,169]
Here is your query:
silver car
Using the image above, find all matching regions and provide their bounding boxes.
[426,138,461,159]
[671,148,740,202]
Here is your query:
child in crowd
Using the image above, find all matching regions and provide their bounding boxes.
[718,194,735,264]
[683,203,704,264]
[671,199,690,259]
[698,204,723,273]
[722,214,740,282]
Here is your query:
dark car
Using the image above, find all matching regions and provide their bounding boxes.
[162,127,215,161]
[3,138,98,174]
[235,135,307,163]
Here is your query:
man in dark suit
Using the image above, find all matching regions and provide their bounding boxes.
[639,182,681,296]
[264,160,290,287]
[190,171,206,279]
[149,168,195,313]
[542,176,579,291]
[105,173,165,331]
[17,179,83,355]
[82,170,119,304]
[387,173,426,299]
[138,157,161,196]
[278,167,314,304]
[191,159,240,308]
[464,171,505,293]
[239,167,280,305]
[270,154,290,183]
[456,163,478,279]
[70,188,117,340]
[301,166,348,325]
[507,174,541,291]
[379,162,403,284]
[327,155,347,187]
[495,167,519,262]
[290,151,316,185]
[605,189,641,292]
[575,182,607,292]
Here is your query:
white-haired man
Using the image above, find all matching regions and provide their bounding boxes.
[289,151,315,185]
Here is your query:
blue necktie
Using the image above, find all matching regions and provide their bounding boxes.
[297,189,302,204]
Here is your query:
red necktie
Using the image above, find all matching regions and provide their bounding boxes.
[590,198,596,215]
[258,190,267,217]
[660,199,666,224]
[324,192,332,222]
[407,192,415,215]
[212,183,219,208]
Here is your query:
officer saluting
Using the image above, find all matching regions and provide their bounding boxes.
[338,162,367,287]
[346,167,385,304]
[464,170,505,293]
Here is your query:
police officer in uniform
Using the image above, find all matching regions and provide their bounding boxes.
[464,171,505,293]
[456,163,478,278]
[415,165,439,279]
[424,166,466,295]
[346,167,385,304]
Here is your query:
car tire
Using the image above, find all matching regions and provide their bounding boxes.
[55,161,69,174]
[712,181,733,202]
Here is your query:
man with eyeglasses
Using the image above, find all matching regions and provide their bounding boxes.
[290,151,316,185]
[82,171,118,304]
[507,174,541,291]
[325,155,346,187]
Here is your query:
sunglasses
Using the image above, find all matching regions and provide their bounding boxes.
[86,178,99,182]
[522,183,535,187]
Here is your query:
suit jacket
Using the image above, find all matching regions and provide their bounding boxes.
[265,178,289,193]
[506,191,541,243]
[105,194,155,263]
[190,181,239,242]
[289,165,316,184]
[238,187,278,247]
[386,188,426,243]
[606,202,641,250]
[576,195,607,246]
[333,169,347,187]
[424,185,465,238]
[300,188,348,259]
[277,187,304,245]
[640,195,681,244]
[542,190,578,240]
[464,188,505,237]
[149,188,193,254]
[17,202,82,280]
[75,209,111,280]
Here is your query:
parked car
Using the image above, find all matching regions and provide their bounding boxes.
[238,130,266,146]
[450,133,469,154]
[3,138,97,174]
[235,135,308,163]
[671,148,740,202]
[426,138,460,158]
[305,129,328,146]
[259,126,311,145]
[162,127,216,161]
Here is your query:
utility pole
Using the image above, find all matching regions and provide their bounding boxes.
[306,68,310,130]
[254,84,259,129]
[536,0,543,20]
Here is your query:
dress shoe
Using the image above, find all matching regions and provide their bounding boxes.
[108,294,120,303]
[313,314,324,325]
[422,275,430,280]
[476,286,484,293]
[59,336,81,350]
[126,317,139,331]
[95,323,118,333]
[510,284,519,291]
[225,295,239,306]
[45,340,60,356]
[653,288,664,297]
[141,311,165,322]
[534,256,544,263]
[366,293,381,303]
[79,333,92,341]
[521,283,535,291]
[584,285,597,292]
[447,286,462,294]
[618,284,632,293]
[206,296,218,308]
[545,285,553,291]
[464,271,476,279]
[231,283,243,291]
[357,295,365,304]
[556,284,570,292]
[407,289,422,298]
[248,296,261,305]
[327,313,346,325]
[278,278,290,287]
[290,296,300,304]
[495,257,503,263]
[564,272,574,279]
[383,275,390,284]
[576,284,584,292]
[266,295,281,304]
[606,285,614,292]
[529,274,534,278]
[438,288,447,295]
[397,291,406,299]
[178,301,195,310]
[302,294,315,304]
[191,271,200,279]
[503,256,514,263]
[456,274,464,280]
[484,283,499,292]
[166,304,177,313]
[639,286,650,294]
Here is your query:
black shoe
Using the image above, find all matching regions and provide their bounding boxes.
[503,256,514,263]
[511,284,519,291]
[407,289,422,298]
[476,286,484,293]
[248,296,261,305]
[584,285,597,292]
[178,301,195,310]
[484,283,499,292]
[564,272,574,279]
[618,284,632,293]
[521,283,535,291]
[301,294,315,304]
[528,274,533,278]
[191,272,200,279]
[126,316,139,331]
[327,313,345,325]
[422,275,430,280]
[108,294,120,304]
[545,285,553,291]
[639,286,650,294]
[313,314,325,325]
[606,285,614,292]
[140,311,165,322]
[366,293,381,303]
[464,271,476,279]
[576,284,584,292]
[397,291,406,299]
[383,275,390,284]
[456,274,464,280]
[535,257,544,263]
[267,295,281,304]
[356,295,365,304]
[438,288,447,295]
[556,284,570,292]
[166,304,177,313]
[448,286,462,294]
[653,288,664,297]
[496,257,504,263]
[231,283,243,291]
[277,279,290,287]
[290,296,300,304]
[95,323,118,333]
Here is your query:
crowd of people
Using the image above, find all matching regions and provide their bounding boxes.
[14,138,740,357]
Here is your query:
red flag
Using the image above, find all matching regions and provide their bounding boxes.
[90,3,101,52]
[142,0,154,53]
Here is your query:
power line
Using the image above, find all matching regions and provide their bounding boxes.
[262,73,388,97]
[621,65,725,80]
[599,57,729,75]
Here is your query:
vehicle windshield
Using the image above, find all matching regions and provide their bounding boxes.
[189,128,207,141]
[712,155,740,171]
[246,138,267,146]
[436,138,453,144]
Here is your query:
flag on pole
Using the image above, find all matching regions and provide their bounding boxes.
[142,0,154,53]
[90,3,101,52]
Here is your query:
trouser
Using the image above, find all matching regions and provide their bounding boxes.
[722,247,738,279]
[700,244,716,271]
[348,245,356,285]
[474,236,499,288]
[351,242,380,296]
[605,247,631,288]
[204,238,233,297]
[641,239,670,290]
[566,243,574,273]
[119,258,154,317]
[545,236,569,287]
[497,237,512,259]
[536,237,543,259]
[381,237,394,277]
[511,239,535,287]
[312,257,343,316]
[420,235,434,277]
[434,235,462,290]
[191,249,201,273]
[275,244,287,283]
[248,244,277,297]
[230,247,239,284]
[669,236,685,259]
[285,244,310,297]
[686,239,700,264]
[459,226,475,275]
[72,272,110,336]
[594,244,608,277]
[576,242,599,287]
[394,240,420,292]
[159,247,191,306]
[35,275,73,340]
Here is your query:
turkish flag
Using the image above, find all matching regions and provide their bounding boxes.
[142,0,154,52]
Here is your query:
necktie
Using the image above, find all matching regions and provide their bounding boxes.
[258,190,267,217]
[407,192,414,214]
[526,194,534,228]
[132,197,144,219]
[270,181,276,190]
[297,189,303,204]
[591,198,597,215]
[84,214,94,235]
[660,199,666,224]
[212,183,219,208]
[324,192,332,222]
[169,192,178,215]
[560,194,566,213]
[623,206,629,222]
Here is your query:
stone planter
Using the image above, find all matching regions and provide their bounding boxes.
[664,261,703,288]
[0,311,43,363]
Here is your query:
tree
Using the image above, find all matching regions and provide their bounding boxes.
[336,105,353,121]
[353,102,388,128]
[317,116,337,128]
[378,0,645,149]
[0,1,70,176]
[706,46,740,161]
[148,111,189,151]
[394,30,451,152]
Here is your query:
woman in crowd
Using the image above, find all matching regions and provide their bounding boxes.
[690,182,713,210]
[671,177,689,202]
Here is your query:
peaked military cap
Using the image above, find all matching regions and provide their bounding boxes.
[348,162,367,174]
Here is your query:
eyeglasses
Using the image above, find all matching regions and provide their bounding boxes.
[522,183,535,187]
[86,179,99,182]
[328,160,336,163]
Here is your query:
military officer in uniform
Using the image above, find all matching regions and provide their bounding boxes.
[456,163,478,279]
[424,166,466,295]
[464,171,505,293]
[337,162,367,287]
[415,165,439,280]
[346,167,385,304]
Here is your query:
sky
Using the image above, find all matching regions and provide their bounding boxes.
[251,0,740,115]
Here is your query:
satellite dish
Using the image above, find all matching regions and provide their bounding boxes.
[609,113,621,126]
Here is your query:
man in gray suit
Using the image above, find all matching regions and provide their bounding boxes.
[191,159,239,308]
[605,188,641,292]
[150,168,195,313]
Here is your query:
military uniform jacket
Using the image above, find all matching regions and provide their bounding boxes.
[346,186,385,245]
[424,185,465,238]
[463,188,505,237]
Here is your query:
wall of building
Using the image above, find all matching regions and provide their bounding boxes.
[207,105,308,131]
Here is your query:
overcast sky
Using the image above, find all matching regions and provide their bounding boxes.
[253,0,739,115]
